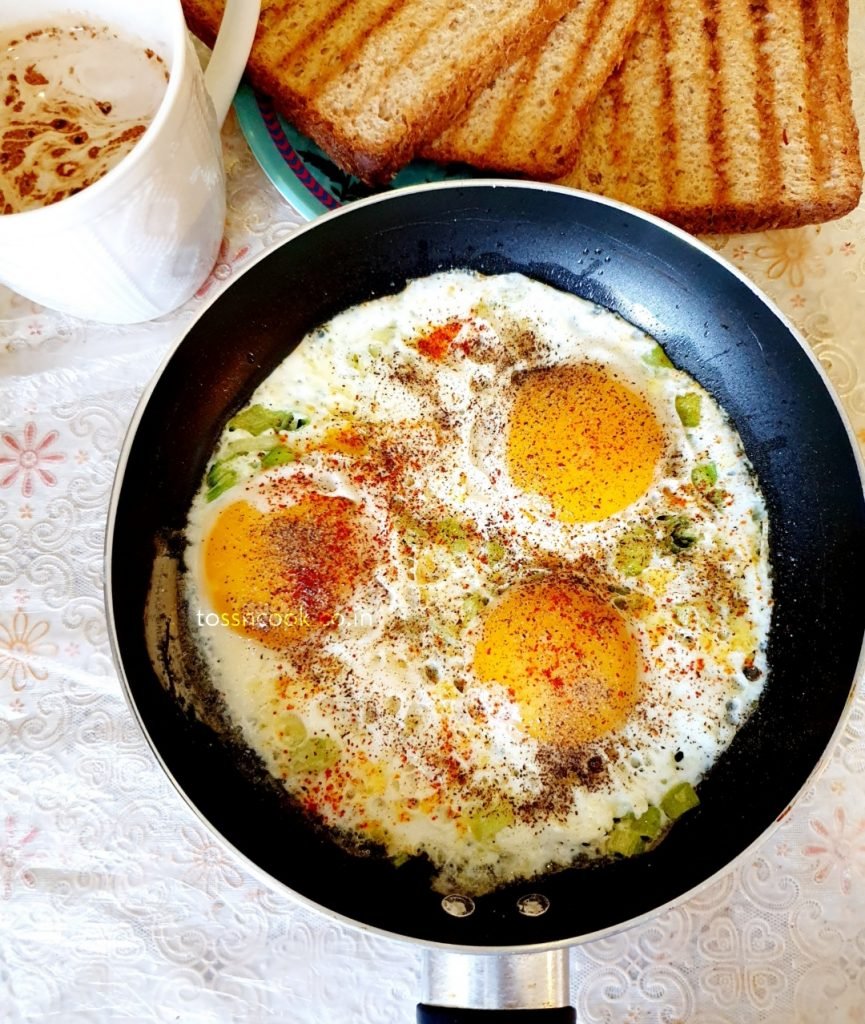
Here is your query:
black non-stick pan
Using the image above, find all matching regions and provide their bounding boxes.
[107,182,865,1020]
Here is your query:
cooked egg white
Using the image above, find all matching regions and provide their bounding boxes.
[183,270,772,895]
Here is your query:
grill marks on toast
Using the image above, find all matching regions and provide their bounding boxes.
[655,9,676,203]
[284,0,417,98]
[326,0,452,108]
[764,0,814,207]
[575,13,668,208]
[562,0,862,231]
[799,0,856,191]
[700,0,784,217]
[182,0,579,183]
[703,0,732,211]
[801,0,832,185]
[750,2,783,205]
[257,0,293,36]
[310,0,582,177]
[666,0,715,211]
[237,0,382,114]
[484,47,550,169]
[581,2,675,210]
[628,9,672,206]
[504,0,612,164]
[347,2,466,113]
[537,0,609,150]
[422,32,555,165]
[273,0,366,82]
[421,0,646,178]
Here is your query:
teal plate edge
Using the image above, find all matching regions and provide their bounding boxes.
[233,84,485,221]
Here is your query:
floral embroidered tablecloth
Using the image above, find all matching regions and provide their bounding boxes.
[2,13,865,1019]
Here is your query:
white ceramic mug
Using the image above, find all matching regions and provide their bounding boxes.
[0,0,260,323]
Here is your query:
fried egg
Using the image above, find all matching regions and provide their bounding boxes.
[183,270,771,895]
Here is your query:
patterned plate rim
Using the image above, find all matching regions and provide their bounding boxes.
[233,87,341,218]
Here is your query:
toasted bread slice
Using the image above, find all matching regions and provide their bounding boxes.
[182,0,581,184]
[560,0,863,232]
[421,0,646,178]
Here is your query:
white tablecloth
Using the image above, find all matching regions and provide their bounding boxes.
[2,17,865,1017]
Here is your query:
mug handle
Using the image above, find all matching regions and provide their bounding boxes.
[203,0,261,127]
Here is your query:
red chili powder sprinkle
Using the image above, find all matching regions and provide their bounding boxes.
[416,321,463,360]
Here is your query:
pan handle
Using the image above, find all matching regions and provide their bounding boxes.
[419,949,575,1022]
[417,1007,576,1023]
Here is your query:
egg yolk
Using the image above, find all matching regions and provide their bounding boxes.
[203,495,375,650]
[472,578,640,746]
[507,363,665,523]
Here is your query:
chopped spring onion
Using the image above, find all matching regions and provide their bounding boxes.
[485,538,506,564]
[469,803,515,842]
[205,460,238,502]
[635,805,663,840]
[675,393,702,427]
[260,446,295,470]
[643,344,674,369]
[228,404,307,436]
[437,517,469,553]
[615,524,654,576]
[606,819,644,857]
[661,781,700,820]
[691,461,718,490]
[287,735,340,774]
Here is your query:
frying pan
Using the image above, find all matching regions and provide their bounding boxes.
[106,182,865,1021]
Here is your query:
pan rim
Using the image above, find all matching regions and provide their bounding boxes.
[104,178,865,953]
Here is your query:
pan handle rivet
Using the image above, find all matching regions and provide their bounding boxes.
[516,894,550,917]
[441,894,475,917]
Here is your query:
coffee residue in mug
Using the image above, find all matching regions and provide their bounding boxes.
[0,22,169,214]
